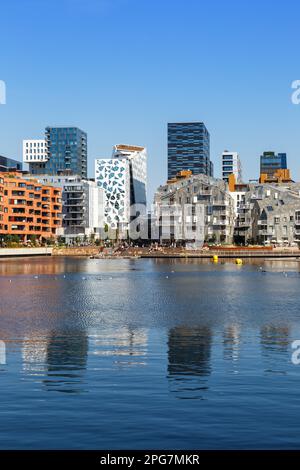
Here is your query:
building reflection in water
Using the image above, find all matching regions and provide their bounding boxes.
[223,325,241,362]
[91,327,148,368]
[22,330,89,393]
[167,326,212,400]
[22,337,48,374]
[260,324,290,375]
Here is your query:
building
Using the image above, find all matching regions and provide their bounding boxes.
[23,140,47,165]
[0,172,62,242]
[260,151,287,179]
[229,174,300,245]
[95,158,129,230]
[34,175,104,242]
[259,168,292,184]
[222,151,242,183]
[23,127,87,178]
[251,184,300,245]
[112,145,147,206]
[154,173,235,244]
[167,122,212,180]
[0,155,22,172]
[95,144,147,230]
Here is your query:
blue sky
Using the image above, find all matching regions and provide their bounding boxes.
[1,0,300,200]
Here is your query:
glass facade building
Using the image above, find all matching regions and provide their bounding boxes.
[28,127,87,178]
[0,155,22,172]
[167,122,212,180]
[260,151,287,177]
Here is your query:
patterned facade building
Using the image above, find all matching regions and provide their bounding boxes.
[95,158,129,229]
[95,145,147,230]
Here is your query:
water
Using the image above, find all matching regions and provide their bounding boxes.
[0,256,300,449]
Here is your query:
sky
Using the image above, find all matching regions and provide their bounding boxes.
[1,0,300,200]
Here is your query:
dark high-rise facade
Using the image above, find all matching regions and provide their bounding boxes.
[27,127,87,178]
[167,122,212,180]
[0,155,22,172]
[260,151,287,178]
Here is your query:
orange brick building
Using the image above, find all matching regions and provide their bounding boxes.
[0,172,62,242]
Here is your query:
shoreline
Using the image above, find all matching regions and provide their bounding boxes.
[1,246,300,260]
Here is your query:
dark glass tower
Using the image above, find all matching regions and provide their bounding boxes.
[29,127,87,178]
[260,151,287,178]
[167,122,212,180]
[0,155,22,172]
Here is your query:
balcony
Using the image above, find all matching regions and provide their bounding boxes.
[236,220,251,227]
[259,230,274,236]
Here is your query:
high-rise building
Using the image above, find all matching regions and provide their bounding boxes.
[112,144,147,206]
[222,151,242,183]
[23,127,87,178]
[167,122,212,180]
[0,155,22,172]
[95,144,147,229]
[95,158,130,229]
[260,151,287,178]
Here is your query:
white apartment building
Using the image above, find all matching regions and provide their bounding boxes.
[28,174,105,242]
[222,151,242,183]
[23,140,48,163]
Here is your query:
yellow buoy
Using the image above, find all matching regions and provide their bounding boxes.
[212,255,219,262]
[235,258,243,265]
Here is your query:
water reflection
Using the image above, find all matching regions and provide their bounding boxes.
[1,257,300,449]
[167,326,212,399]
[260,325,290,375]
[91,327,148,368]
[223,325,241,362]
[22,330,88,393]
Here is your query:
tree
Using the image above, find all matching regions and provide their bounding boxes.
[45,237,55,246]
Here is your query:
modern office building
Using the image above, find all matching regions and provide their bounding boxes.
[260,151,287,178]
[0,172,62,242]
[23,127,87,178]
[34,175,104,242]
[112,144,147,206]
[95,144,147,230]
[0,155,22,172]
[222,151,242,183]
[167,122,212,180]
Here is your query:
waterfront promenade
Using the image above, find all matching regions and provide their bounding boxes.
[0,247,53,258]
[1,246,299,259]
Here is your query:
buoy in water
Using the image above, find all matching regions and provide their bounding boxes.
[212,255,219,263]
[235,258,243,265]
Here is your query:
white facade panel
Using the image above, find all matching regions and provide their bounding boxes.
[23,139,48,164]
